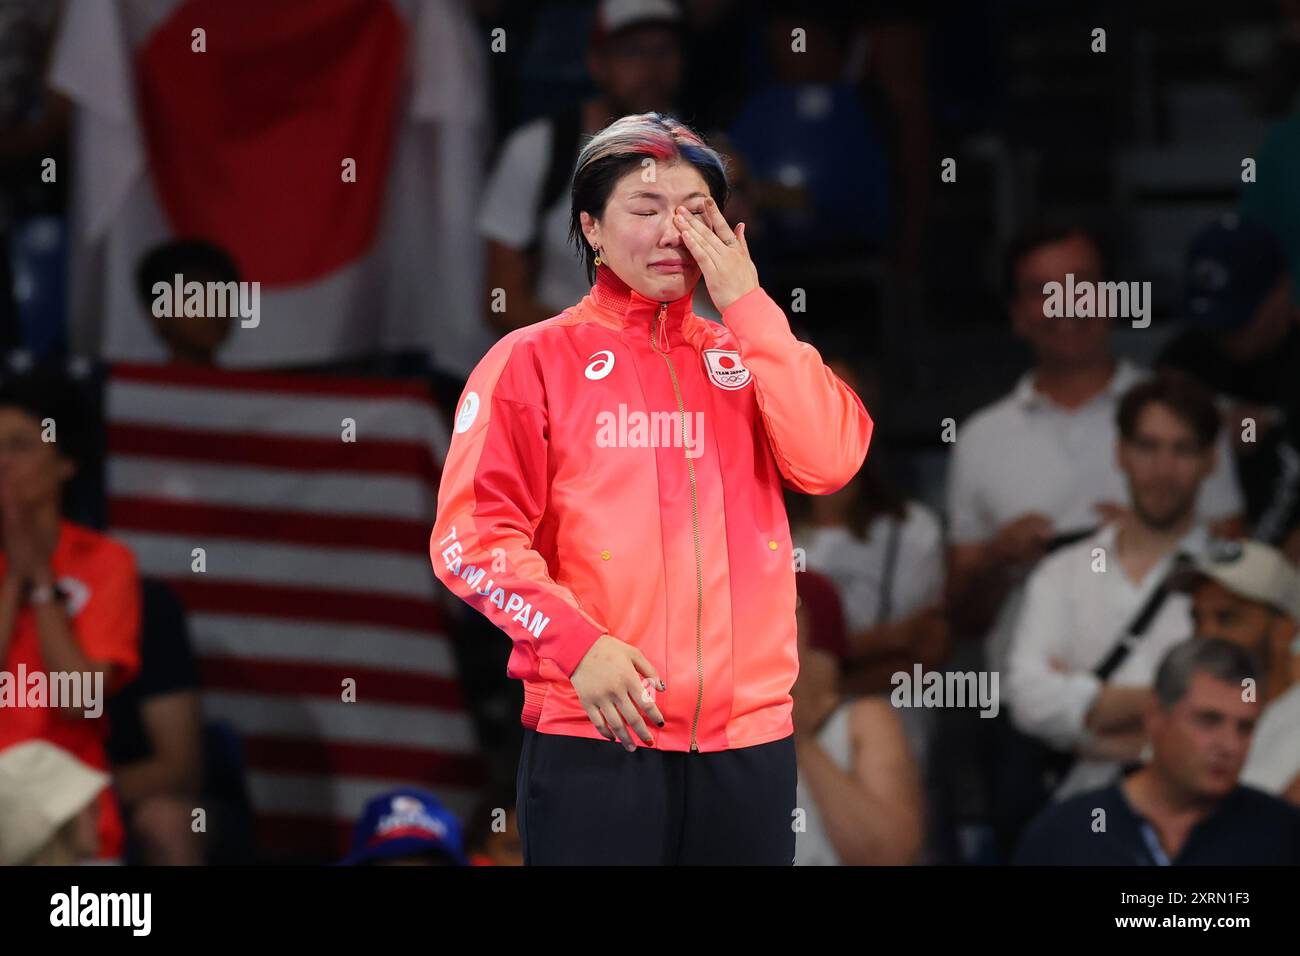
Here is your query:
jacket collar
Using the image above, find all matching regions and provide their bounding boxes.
[587,263,698,346]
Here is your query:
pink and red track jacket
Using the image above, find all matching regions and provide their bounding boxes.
[430,264,872,751]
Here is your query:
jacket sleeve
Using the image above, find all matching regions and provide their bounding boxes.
[721,286,874,494]
[430,337,607,679]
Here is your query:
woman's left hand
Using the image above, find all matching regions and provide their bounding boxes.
[674,197,759,311]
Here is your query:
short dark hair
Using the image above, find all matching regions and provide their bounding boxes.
[0,364,92,468]
[1003,221,1107,300]
[135,239,240,309]
[1154,637,1260,709]
[1116,371,1221,450]
[568,113,729,286]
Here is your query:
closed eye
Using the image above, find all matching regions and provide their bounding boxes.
[636,208,707,217]
[634,208,707,218]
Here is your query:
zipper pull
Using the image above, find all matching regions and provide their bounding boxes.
[656,303,669,352]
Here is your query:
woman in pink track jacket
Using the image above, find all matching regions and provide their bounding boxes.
[431,113,873,864]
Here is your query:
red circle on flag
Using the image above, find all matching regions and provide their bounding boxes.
[134,0,406,286]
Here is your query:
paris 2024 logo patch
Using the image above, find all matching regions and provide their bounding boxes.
[702,350,751,390]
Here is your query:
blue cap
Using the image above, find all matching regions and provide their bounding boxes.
[1184,214,1287,330]
[340,789,468,866]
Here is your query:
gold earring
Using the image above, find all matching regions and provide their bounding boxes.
[593,246,602,266]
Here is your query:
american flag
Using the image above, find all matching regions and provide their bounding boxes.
[105,362,483,859]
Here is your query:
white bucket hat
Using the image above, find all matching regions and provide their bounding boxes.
[0,741,108,865]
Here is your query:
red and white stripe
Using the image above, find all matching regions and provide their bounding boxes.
[106,363,483,858]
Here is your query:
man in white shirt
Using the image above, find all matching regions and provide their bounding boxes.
[478,0,688,333]
[1172,539,1300,804]
[947,225,1245,677]
[1006,372,1227,806]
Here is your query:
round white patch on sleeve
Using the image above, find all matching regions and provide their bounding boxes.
[455,391,480,433]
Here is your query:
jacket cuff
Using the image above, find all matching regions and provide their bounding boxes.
[539,618,607,678]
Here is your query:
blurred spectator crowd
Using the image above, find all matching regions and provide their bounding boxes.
[0,0,1299,865]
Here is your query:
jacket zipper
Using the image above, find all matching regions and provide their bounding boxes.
[650,302,705,752]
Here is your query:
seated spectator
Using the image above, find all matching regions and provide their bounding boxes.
[790,357,947,695]
[53,239,238,524]
[1002,374,1223,844]
[1013,639,1300,865]
[0,740,107,865]
[1173,540,1300,804]
[134,238,239,366]
[947,223,1245,676]
[479,0,687,333]
[0,370,141,860]
[106,578,203,865]
[464,784,524,866]
[1237,117,1300,565]
[727,2,892,256]
[1179,539,1299,701]
[792,569,925,865]
[0,0,70,353]
[1156,215,1300,552]
[339,788,468,866]
[1245,650,1300,808]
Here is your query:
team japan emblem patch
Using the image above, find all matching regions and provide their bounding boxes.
[703,349,751,390]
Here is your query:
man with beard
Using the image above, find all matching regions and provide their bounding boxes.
[1173,539,1300,804]
[947,225,1244,681]
[942,225,1244,861]
[1005,372,1224,808]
